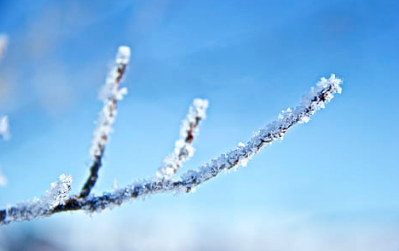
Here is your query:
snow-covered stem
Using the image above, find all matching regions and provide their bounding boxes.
[0,116,10,141]
[0,74,342,225]
[1,174,72,224]
[0,34,8,62]
[156,99,209,180]
[80,46,131,198]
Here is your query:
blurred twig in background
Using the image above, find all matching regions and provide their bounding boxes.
[0,34,8,62]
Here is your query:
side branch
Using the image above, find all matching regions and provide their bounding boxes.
[156,99,209,180]
[79,46,131,198]
[0,74,342,225]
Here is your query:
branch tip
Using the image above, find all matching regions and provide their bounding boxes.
[156,98,209,180]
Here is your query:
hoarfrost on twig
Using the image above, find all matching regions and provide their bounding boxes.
[156,98,209,180]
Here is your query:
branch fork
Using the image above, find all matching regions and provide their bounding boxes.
[0,44,343,225]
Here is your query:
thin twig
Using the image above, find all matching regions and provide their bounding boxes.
[79,46,131,198]
[0,74,342,225]
[156,99,209,180]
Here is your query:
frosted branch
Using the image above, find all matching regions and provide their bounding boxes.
[1,174,72,223]
[80,46,131,198]
[156,99,209,180]
[0,74,342,225]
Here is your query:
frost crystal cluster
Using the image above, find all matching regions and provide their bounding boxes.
[0,41,343,225]
[3,174,72,223]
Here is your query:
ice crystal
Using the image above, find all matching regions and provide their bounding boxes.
[4,174,72,223]
[46,174,72,208]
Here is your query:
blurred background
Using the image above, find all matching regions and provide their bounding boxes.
[0,0,398,250]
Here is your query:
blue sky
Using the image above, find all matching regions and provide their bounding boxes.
[0,0,398,249]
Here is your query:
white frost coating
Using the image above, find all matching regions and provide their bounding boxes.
[0,34,8,61]
[46,174,73,207]
[0,116,10,140]
[90,46,131,158]
[156,99,209,180]
[4,174,72,222]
